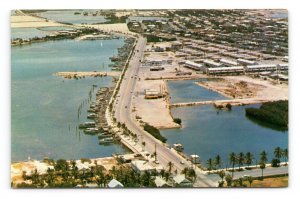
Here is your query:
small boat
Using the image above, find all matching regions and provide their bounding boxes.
[173,143,184,152]
[87,108,96,113]
[87,113,97,119]
[98,133,112,138]
[79,122,96,129]
[84,128,100,134]
[99,137,114,144]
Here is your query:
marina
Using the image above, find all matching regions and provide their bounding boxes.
[11,37,129,161]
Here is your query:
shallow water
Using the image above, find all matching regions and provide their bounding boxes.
[38,10,107,25]
[11,38,129,162]
[167,79,228,104]
[11,27,50,40]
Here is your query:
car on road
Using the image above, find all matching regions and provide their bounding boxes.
[180,160,185,165]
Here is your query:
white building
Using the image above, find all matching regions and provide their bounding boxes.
[219,58,238,66]
[184,60,204,71]
[207,66,244,75]
[237,58,258,66]
[203,59,222,68]
[173,175,193,187]
[107,179,124,188]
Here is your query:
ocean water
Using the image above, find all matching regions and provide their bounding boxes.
[37,10,107,25]
[167,79,228,104]
[161,80,288,167]
[11,27,50,40]
[11,38,129,162]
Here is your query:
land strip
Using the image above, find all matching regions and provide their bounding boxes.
[54,71,121,78]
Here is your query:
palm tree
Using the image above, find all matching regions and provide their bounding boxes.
[225,174,233,187]
[206,158,214,171]
[260,150,268,163]
[167,161,173,173]
[181,167,189,178]
[282,148,288,165]
[237,152,245,170]
[229,152,237,177]
[218,170,225,182]
[274,146,282,164]
[245,152,254,169]
[214,155,222,170]
[247,176,253,187]
[259,162,266,180]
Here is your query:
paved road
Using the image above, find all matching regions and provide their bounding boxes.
[113,36,217,187]
[232,165,288,180]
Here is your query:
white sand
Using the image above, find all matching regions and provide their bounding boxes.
[11,15,64,28]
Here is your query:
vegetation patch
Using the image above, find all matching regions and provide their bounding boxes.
[245,100,288,129]
[143,123,167,143]
[173,118,182,125]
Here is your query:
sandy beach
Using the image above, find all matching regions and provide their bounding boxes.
[85,23,136,35]
[11,15,65,28]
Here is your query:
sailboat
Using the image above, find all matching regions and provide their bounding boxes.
[100,41,103,47]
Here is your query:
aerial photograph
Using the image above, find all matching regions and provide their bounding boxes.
[11,9,288,188]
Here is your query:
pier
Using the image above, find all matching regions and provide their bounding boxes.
[170,98,272,108]
[54,71,121,79]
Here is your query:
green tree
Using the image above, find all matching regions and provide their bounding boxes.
[245,152,254,169]
[260,150,268,163]
[225,174,233,187]
[247,176,253,187]
[214,155,222,170]
[237,152,245,170]
[259,162,266,180]
[229,152,237,177]
[274,147,282,164]
[282,148,288,165]
[206,158,214,171]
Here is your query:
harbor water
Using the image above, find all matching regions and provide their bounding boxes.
[11,38,129,162]
[161,80,288,167]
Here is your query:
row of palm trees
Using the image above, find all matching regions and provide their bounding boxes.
[206,147,288,179]
[17,159,162,188]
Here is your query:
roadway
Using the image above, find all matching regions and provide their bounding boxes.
[113,36,217,187]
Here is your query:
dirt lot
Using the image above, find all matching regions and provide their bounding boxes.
[196,75,288,101]
[249,176,288,188]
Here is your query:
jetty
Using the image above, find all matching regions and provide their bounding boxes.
[170,98,272,108]
[54,71,121,79]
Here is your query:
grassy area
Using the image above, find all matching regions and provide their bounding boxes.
[248,176,288,188]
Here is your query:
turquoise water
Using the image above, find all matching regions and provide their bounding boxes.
[11,27,50,40]
[162,80,288,167]
[38,26,78,31]
[11,38,128,162]
[167,79,228,104]
[161,105,288,167]
[37,10,107,25]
